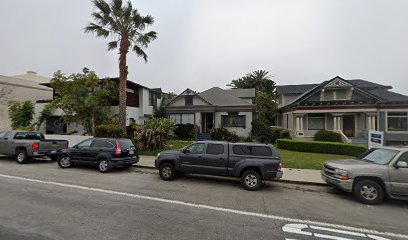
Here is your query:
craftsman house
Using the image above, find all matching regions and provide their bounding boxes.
[165,87,256,137]
[276,76,408,145]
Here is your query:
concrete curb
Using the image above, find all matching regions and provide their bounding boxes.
[132,164,328,187]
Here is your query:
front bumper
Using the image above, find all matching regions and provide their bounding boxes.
[321,172,353,192]
[110,156,139,167]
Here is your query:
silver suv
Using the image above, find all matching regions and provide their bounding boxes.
[322,147,408,204]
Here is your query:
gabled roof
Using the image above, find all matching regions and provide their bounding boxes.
[368,89,408,102]
[0,75,51,91]
[197,87,253,106]
[225,88,256,98]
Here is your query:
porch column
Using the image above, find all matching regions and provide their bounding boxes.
[367,115,377,131]
[332,114,343,131]
[296,116,303,131]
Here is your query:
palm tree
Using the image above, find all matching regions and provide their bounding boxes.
[227,70,276,93]
[85,0,157,133]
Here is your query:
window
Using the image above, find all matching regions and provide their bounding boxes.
[118,139,135,149]
[92,140,114,149]
[129,118,135,125]
[0,132,5,139]
[232,145,251,155]
[206,144,224,155]
[360,148,399,165]
[221,115,246,127]
[185,96,193,106]
[77,139,93,148]
[388,112,408,131]
[149,92,157,106]
[252,146,272,157]
[308,113,325,130]
[397,152,408,164]
[185,143,205,154]
[169,113,194,124]
[14,132,44,140]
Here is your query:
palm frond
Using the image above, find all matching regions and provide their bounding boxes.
[84,23,110,38]
[133,45,148,62]
[107,41,118,51]
[93,0,111,15]
[111,0,123,15]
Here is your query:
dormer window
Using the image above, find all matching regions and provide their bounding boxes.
[320,89,351,101]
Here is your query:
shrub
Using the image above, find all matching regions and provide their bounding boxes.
[314,130,342,143]
[95,124,125,138]
[210,127,240,142]
[132,118,175,150]
[174,124,196,140]
[8,100,35,129]
[251,119,290,144]
[276,139,367,157]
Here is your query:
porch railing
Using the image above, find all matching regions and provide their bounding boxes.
[334,130,352,144]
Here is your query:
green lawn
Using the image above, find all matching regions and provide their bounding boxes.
[139,140,351,170]
[278,149,350,170]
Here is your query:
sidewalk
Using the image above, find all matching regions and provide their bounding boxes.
[136,155,325,185]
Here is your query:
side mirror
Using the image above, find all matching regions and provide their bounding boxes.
[396,161,408,168]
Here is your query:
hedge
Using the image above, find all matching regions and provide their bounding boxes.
[314,130,342,143]
[276,139,367,157]
[95,124,125,138]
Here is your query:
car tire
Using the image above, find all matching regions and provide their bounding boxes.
[241,170,262,191]
[97,158,111,173]
[353,179,384,205]
[15,149,28,164]
[159,162,176,181]
[57,155,72,168]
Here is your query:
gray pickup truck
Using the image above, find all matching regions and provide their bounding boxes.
[0,131,68,164]
[155,141,283,190]
[322,147,408,204]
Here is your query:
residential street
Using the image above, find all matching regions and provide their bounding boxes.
[0,157,408,240]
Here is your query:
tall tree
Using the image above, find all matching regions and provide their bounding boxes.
[227,70,277,97]
[85,0,157,134]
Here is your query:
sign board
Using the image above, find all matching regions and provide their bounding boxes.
[368,130,384,149]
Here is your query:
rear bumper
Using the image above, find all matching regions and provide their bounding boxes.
[263,170,283,180]
[110,156,139,167]
[321,172,353,192]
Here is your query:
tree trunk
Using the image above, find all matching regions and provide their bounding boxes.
[118,37,130,135]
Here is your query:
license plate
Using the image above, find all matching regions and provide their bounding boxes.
[129,150,134,155]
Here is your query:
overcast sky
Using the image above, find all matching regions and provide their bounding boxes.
[1,0,408,94]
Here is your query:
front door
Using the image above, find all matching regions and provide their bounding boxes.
[71,139,94,162]
[179,143,206,173]
[201,113,214,133]
[343,115,355,137]
[390,152,408,196]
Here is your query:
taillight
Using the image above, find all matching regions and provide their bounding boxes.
[32,143,39,152]
[115,140,121,156]
[278,163,282,171]
[65,141,69,148]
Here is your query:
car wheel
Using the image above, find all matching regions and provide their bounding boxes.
[58,155,72,168]
[241,170,262,191]
[159,163,176,181]
[98,159,111,173]
[15,149,28,164]
[353,179,384,205]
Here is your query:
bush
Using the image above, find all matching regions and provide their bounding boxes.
[8,100,35,129]
[314,130,342,143]
[132,118,175,150]
[95,124,125,138]
[210,127,240,142]
[174,124,196,140]
[251,119,290,144]
[276,139,367,157]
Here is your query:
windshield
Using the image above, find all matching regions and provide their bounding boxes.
[359,148,400,165]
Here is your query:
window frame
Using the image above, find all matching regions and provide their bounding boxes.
[221,115,246,128]
[185,95,193,106]
[387,112,408,132]
[185,143,206,155]
[307,113,326,130]
[206,143,225,155]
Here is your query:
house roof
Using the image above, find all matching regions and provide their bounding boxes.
[197,87,253,106]
[225,88,256,98]
[368,89,408,102]
[11,71,51,84]
[0,75,51,91]
[277,79,392,95]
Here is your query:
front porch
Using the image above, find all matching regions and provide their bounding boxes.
[290,112,378,143]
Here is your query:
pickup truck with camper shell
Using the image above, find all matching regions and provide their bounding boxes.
[155,141,283,190]
[322,146,408,204]
[0,131,68,164]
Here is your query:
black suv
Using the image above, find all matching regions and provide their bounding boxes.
[57,138,139,173]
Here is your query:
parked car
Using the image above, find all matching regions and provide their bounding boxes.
[0,131,68,164]
[322,147,408,204]
[155,141,283,190]
[57,137,139,173]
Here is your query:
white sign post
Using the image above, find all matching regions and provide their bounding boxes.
[368,130,384,149]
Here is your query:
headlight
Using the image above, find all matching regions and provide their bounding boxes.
[334,169,348,176]
[157,153,160,158]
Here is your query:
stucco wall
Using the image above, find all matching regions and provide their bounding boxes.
[214,111,252,136]
[169,95,210,107]
[0,83,52,130]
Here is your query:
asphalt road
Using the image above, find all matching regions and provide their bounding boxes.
[0,157,408,240]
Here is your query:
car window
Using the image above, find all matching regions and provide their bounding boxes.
[77,139,93,148]
[186,143,205,154]
[118,139,135,149]
[0,132,5,139]
[206,144,224,155]
[360,148,400,165]
[397,152,408,164]
[252,146,272,157]
[92,140,114,149]
[232,145,251,155]
[13,132,44,140]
